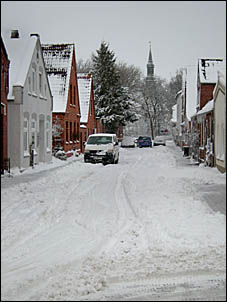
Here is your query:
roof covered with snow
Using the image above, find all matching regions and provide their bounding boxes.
[2,29,38,99]
[42,43,74,112]
[77,73,92,123]
[197,99,214,116]
[185,65,197,121]
[198,58,224,84]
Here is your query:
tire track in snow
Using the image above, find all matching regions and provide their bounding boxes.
[81,272,226,301]
[98,151,150,255]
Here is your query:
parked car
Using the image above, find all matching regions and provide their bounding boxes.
[138,136,152,148]
[153,135,166,146]
[121,136,136,148]
[84,133,119,165]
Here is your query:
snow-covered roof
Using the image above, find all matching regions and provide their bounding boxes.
[198,58,224,84]
[42,43,74,112]
[197,99,214,116]
[77,73,92,124]
[2,29,38,99]
[185,65,197,121]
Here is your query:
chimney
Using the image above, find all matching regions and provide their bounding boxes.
[30,33,40,39]
[11,30,19,39]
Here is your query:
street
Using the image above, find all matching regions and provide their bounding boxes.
[1,140,226,301]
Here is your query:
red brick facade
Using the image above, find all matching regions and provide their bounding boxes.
[199,84,216,110]
[197,84,216,163]
[1,37,10,174]
[51,48,81,153]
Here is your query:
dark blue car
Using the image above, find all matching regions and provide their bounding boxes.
[138,136,152,148]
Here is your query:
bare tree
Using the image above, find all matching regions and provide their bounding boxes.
[76,58,93,73]
[116,61,144,94]
[140,76,170,139]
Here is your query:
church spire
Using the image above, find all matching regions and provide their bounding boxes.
[146,41,154,80]
[148,42,153,62]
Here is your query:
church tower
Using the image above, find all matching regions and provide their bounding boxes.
[146,42,154,82]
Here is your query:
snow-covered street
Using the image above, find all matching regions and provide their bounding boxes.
[1,140,226,301]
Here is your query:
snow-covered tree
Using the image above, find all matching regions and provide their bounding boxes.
[91,41,138,133]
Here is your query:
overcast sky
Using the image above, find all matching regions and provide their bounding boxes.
[1,1,226,81]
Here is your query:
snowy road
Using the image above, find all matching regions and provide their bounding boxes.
[1,140,226,301]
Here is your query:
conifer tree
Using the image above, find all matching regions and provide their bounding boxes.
[92,41,138,133]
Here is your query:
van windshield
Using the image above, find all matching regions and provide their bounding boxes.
[87,136,113,145]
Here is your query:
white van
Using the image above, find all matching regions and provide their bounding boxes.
[84,133,119,165]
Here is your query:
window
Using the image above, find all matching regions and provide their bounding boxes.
[28,76,31,93]
[74,86,76,105]
[24,118,28,153]
[32,68,36,93]
[70,84,72,105]
[46,121,50,150]
[39,72,43,95]
[31,119,36,149]
[44,84,47,97]
[221,124,225,158]
[70,122,72,142]
[66,121,69,142]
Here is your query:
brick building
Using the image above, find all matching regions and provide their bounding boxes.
[196,58,224,162]
[1,36,10,174]
[42,43,81,153]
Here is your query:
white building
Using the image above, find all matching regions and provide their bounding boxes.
[214,70,226,173]
[2,30,53,170]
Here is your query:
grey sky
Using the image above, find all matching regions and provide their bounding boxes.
[1,1,226,81]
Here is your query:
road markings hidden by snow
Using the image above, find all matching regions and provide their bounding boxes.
[1,142,226,300]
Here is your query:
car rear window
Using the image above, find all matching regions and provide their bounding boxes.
[139,136,150,141]
[87,136,113,145]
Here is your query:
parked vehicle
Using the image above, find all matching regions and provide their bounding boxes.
[153,135,166,146]
[138,136,152,148]
[121,136,136,148]
[84,133,119,165]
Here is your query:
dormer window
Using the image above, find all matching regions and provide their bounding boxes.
[11,30,19,39]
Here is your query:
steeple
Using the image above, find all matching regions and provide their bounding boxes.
[146,42,154,80]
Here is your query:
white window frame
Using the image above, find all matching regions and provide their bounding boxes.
[31,119,36,150]
[24,118,29,155]
[221,123,225,157]
[39,71,43,96]
[46,120,50,152]
[28,76,31,93]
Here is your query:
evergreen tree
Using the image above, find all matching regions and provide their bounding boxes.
[92,41,138,133]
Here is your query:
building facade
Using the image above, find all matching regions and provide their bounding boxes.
[1,36,10,174]
[42,43,81,153]
[196,58,224,162]
[214,71,226,173]
[3,30,53,170]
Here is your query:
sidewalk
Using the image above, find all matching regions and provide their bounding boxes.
[169,142,226,216]
[1,153,83,189]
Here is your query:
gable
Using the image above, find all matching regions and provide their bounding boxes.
[77,73,92,123]
[198,58,224,84]
[2,30,37,99]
